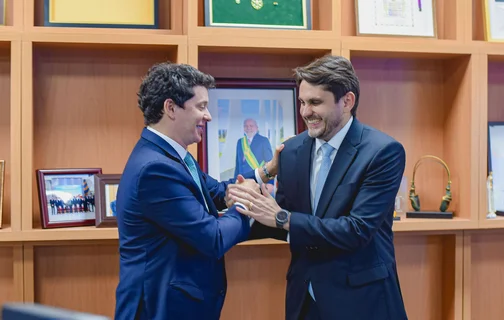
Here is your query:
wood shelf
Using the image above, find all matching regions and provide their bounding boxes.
[0,1,501,319]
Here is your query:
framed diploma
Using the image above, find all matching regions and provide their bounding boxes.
[488,122,504,215]
[44,0,158,29]
[205,0,312,30]
[483,0,504,41]
[355,0,437,37]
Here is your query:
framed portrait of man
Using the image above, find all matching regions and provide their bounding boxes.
[198,78,303,198]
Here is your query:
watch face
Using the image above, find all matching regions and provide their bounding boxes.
[277,210,288,221]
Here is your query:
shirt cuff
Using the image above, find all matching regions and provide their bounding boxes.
[254,168,264,186]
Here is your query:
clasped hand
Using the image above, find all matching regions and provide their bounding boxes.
[225,177,281,229]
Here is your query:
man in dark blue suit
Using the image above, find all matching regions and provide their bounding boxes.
[114,62,277,320]
[227,55,408,320]
[234,118,275,194]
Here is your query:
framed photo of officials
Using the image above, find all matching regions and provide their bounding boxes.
[198,78,303,198]
[94,174,121,227]
[36,168,102,229]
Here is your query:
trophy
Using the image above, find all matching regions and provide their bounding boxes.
[487,171,497,219]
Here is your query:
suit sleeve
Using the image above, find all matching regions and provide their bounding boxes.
[138,160,250,259]
[289,141,406,252]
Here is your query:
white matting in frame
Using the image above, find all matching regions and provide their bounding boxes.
[484,0,504,41]
[356,0,436,37]
[206,88,297,183]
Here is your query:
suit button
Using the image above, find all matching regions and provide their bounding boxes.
[220,290,225,296]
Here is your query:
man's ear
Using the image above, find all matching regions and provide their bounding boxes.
[343,92,355,113]
[164,99,176,120]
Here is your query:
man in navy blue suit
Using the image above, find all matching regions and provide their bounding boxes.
[228,55,408,320]
[113,62,278,320]
[234,118,275,194]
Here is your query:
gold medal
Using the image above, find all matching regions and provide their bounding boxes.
[251,0,263,10]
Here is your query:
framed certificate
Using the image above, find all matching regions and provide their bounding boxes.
[356,0,437,37]
[205,0,312,30]
[483,0,504,41]
[44,0,159,29]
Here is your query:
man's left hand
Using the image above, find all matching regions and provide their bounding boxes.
[228,183,282,229]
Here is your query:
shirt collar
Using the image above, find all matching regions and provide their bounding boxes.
[147,126,187,160]
[315,116,354,154]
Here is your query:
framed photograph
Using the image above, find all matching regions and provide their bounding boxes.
[44,0,159,29]
[488,122,504,214]
[205,0,312,30]
[483,0,504,41]
[0,160,4,228]
[36,168,102,229]
[0,0,5,26]
[198,78,303,198]
[355,0,437,38]
[94,174,121,228]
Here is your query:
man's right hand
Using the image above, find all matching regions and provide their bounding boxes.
[225,175,259,208]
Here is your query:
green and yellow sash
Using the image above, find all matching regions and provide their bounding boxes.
[241,136,264,169]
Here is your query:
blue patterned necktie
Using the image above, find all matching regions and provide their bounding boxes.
[183,153,208,210]
[313,143,335,214]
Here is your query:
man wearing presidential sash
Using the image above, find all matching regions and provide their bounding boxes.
[234,118,274,194]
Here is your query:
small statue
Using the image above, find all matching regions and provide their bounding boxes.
[487,172,497,219]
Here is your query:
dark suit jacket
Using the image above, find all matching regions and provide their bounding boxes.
[114,128,253,320]
[250,118,408,320]
[234,133,274,185]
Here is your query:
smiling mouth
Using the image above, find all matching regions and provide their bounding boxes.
[306,118,322,126]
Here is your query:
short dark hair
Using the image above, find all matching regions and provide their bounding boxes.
[293,55,360,117]
[137,62,216,125]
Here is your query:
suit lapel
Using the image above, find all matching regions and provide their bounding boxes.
[141,128,218,217]
[315,119,363,218]
[296,136,315,215]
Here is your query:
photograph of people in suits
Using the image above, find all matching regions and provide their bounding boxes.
[234,118,274,195]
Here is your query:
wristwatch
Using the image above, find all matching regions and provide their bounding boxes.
[275,209,291,229]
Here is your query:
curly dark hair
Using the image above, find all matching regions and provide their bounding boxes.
[137,62,216,125]
[293,55,360,117]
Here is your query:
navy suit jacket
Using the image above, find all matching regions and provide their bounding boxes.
[234,133,274,185]
[250,119,408,320]
[114,128,253,320]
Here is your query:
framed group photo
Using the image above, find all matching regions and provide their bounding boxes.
[94,174,121,227]
[36,168,102,229]
[355,0,437,38]
[198,78,303,198]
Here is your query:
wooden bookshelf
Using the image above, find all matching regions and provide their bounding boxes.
[0,0,502,319]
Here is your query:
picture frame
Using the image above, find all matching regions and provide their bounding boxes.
[488,122,504,215]
[198,78,304,198]
[94,174,121,228]
[204,0,312,30]
[43,0,159,29]
[36,168,102,229]
[0,0,5,26]
[483,0,504,42]
[0,160,4,229]
[355,0,437,38]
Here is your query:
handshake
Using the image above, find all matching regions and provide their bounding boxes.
[223,163,285,230]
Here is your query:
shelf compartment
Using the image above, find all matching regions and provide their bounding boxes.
[394,232,462,319]
[348,51,477,227]
[342,0,461,40]
[24,43,181,230]
[468,231,504,319]
[192,0,335,39]
[479,56,504,228]
[30,0,184,35]
[0,44,10,231]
